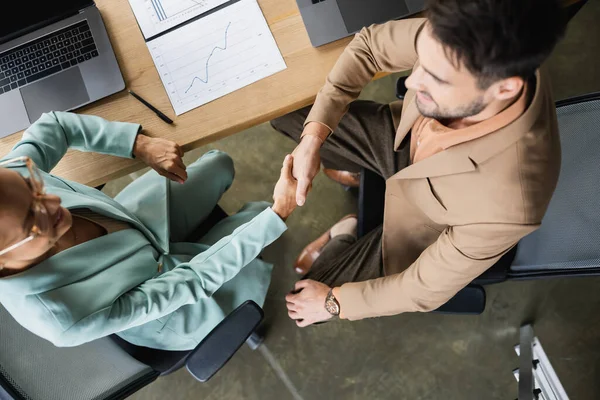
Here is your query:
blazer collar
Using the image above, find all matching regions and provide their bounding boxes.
[392,70,544,180]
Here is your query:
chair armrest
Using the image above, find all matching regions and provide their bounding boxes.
[185,301,264,382]
[472,246,516,285]
[433,285,486,315]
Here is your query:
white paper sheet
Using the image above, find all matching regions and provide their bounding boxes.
[147,0,286,116]
[128,0,230,39]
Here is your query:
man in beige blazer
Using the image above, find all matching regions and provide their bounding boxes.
[272,0,567,326]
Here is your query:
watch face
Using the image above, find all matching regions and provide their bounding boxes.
[326,296,340,316]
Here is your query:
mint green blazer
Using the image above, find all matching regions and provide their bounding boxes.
[0,112,287,351]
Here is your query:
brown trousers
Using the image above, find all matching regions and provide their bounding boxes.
[271,100,410,287]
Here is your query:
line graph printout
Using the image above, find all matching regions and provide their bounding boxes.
[147,0,287,115]
[129,0,230,38]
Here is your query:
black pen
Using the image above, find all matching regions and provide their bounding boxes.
[129,90,174,124]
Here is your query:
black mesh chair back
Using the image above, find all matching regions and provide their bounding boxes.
[510,93,600,278]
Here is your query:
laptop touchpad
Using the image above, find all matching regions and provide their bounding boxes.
[21,67,90,123]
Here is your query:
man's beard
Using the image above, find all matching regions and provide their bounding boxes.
[416,94,487,121]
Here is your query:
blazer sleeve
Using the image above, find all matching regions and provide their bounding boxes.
[48,207,287,347]
[337,222,538,320]
[305,18,426,132]
[2,111,140,173]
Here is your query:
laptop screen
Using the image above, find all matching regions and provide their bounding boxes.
[336,0,409,34]
[0,0,93,45]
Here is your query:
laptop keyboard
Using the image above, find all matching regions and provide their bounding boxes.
[0,20,98,95]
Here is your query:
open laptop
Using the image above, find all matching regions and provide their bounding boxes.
[0,0,125,139]
[297,0,426,47]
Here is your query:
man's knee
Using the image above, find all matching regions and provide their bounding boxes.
[270,108,310,142]
[271,118,301,143]
[270,117,287,135]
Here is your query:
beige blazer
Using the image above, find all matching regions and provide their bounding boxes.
[306,19,561,320]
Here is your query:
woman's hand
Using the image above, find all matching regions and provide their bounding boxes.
[133,134,188,184]
[272,154,298,221]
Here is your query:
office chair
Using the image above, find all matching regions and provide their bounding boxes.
[0,207,267,400]
[358,76,600,315]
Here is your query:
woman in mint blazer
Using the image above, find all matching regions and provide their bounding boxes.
[0,112,296,351]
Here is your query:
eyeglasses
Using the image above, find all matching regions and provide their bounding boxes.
[0,156,50,257]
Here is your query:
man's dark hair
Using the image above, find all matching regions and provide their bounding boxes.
[427,0,567,88]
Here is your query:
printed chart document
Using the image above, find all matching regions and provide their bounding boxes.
[129,0,287,115]
[128,0,230,39]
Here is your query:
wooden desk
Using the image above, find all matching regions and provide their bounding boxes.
[0,0,355,187]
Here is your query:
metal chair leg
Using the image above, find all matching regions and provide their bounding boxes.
[246,322,266,350]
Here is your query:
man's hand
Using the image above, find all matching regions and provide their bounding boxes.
[290,122,330,206]
[286,280,333,327]
[133,134,188,184]
[272,154,298,220]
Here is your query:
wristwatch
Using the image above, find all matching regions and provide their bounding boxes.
[324,289,341,316]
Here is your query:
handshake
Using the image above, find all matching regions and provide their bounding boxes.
[271,154,298,221]
[272,127,326,221]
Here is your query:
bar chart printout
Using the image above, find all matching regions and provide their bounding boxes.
[128,0,230,38]
[147,0,287,115]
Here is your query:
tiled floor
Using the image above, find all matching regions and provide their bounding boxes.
[101,2,600,399]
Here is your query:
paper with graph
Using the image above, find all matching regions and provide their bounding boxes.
[147,0,286,115]
[128,0,230,39]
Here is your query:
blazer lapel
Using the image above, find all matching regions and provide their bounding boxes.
[391,143,476,180]
[394,92,420,150]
